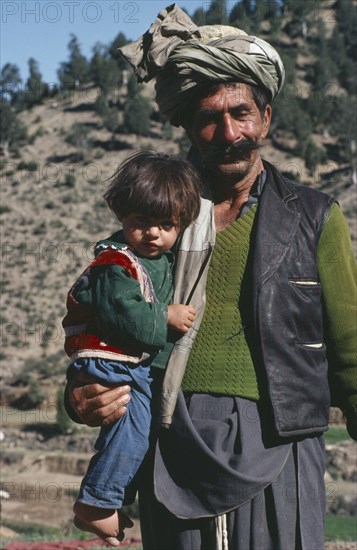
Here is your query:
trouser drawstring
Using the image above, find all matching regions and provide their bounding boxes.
[215,513,228,550]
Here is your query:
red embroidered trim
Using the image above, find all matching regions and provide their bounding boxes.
[64,333,142,359]
[63,249,144,361]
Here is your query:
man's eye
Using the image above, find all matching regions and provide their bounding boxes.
[197,112,218,125]
[232,110,249,119]
[202,115,218,125]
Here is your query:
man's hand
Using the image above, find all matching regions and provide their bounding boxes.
[68,371,131,427]
[167,304,196,333]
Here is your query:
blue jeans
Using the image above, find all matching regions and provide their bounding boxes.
[67,358,153,509]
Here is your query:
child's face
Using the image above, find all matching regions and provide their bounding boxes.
[122,213,180,257]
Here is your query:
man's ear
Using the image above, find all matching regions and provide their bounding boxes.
[262,105,272,139]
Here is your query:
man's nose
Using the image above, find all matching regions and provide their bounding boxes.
[219,113,241,143]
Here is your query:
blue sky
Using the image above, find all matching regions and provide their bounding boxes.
[1,1,228,85]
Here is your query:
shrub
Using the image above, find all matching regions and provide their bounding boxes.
[64,173,75,187]
[32,222,46,235]
[0,158,8,170]
[65,123,92,150]
[17,160,38,171]
[11,377,46,409]
[122,94,152,136]
[304,139,327,175]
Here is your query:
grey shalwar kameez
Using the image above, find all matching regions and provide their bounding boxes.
[139,394,326,550]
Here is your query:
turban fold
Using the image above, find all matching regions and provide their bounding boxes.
[119,4,285,127]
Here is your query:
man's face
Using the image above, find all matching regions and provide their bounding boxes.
[187,83,272,184]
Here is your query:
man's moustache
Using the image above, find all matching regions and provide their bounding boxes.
[202,139,262,162]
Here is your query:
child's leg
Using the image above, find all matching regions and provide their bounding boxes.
[72,360,152,544]
[78,383,152,505]
[73,501,133,547]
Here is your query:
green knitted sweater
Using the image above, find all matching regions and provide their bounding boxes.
[182,206,259,399]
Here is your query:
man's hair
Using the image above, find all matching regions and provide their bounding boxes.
[181,82,270,129]
[250,86,271,116]
[104,150,202,231]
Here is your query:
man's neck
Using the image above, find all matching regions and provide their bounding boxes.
[213,159,264,231]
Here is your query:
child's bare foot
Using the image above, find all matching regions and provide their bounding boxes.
[73,501,133,547]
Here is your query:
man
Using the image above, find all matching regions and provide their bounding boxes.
[66,5,357,549]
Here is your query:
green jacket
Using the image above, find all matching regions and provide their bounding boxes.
[63,231,175,370]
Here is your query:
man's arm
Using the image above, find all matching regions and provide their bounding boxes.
[318,203,357,440]
[64,371,131,427]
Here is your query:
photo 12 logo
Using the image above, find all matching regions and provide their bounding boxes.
[2,1,140,24]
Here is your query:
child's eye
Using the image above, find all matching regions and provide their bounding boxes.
[135,215,150,225]
[161,221,175,230]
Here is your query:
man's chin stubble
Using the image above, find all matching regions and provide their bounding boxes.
[204,158,254,184]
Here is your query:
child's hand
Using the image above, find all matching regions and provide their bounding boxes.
[167,304,196,333]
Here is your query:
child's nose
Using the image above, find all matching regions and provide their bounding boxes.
[146,225,160,238]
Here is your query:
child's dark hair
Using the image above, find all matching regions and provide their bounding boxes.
[104,150,202,230]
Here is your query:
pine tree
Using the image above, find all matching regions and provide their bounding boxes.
[335,0,357,60]
[191,6,206,25]
[330,96,357,171]
[0,101,27,156]
[332,0,357,94]
[123,92,152,136]
[304,21,337,133]
[57,34,90,90]
[90,43,121,96]
[304,140,327,177]
[126,73,139,97]
[205,0,228,25]
[311,22,337,92]
[283,0,317,39]
[109,32,129,71]
[102,108,119,140]
[229,2,246,28]
[65,122,92,154]
[228,0,255,33]
[0,63,22,108]
[25,58,46,108]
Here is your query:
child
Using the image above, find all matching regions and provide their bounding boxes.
[62,151,201,547]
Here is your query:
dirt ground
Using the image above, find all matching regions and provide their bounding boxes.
[0,415,355,549]
[0,449,142,548]
[1,453,355,549]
